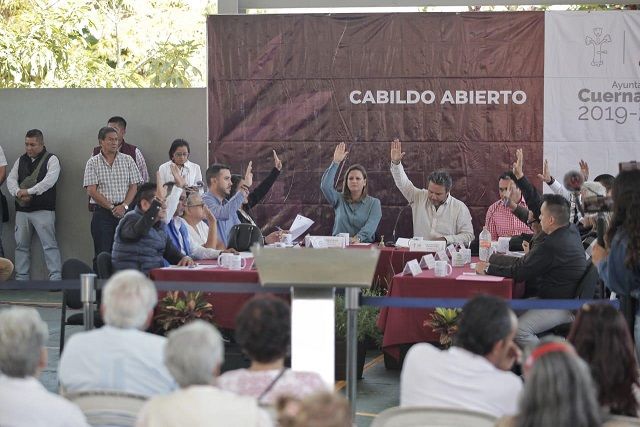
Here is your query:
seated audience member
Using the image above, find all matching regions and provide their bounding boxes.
[229,150,283,226]
[0,257,14,281]
[202,163,249,247]
[320,143,381,243]
[400,295,522,418]
[111,182,194,273]
[59,270,177,396]
[136,320,273,427]
[157,138,202,188]
[163,169,221,258]
[218,296,327,404]
[390,139,474,244]
[592,169,640,356]
[567,303,639,417]
[0,307,88,427]
[476,195,587,347]
[496,339,601,427]
[484,171,533,240]
[277,392,352,427]
[578,181,609,252]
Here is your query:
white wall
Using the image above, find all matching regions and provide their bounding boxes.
[0,88,208,279]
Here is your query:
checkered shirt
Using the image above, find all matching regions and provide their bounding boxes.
[484,197,533,240]
[83,152,142,204]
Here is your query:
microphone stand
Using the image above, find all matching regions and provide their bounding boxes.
[388,202,412,246]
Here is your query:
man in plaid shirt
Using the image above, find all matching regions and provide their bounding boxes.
[484,172,533,241]
[84,126,142,271]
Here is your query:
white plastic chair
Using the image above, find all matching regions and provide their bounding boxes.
[371,406,498,427]
[65,390,148,427]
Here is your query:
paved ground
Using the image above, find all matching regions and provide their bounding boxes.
[0,290,399,427]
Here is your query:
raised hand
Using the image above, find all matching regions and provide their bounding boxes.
[170,163,186,189]
[243,161,253,188]
[537,159,551,184]
[155,171,166,201]
[273,150,283,171]
[204,205,217,224]
[579,159,589,181]
[512,148,524,179]
[333,142,348,163]
[390,139,405,164]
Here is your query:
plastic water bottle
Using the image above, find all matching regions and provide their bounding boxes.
[479,226,491,261]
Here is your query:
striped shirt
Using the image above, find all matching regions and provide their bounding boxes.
[83,152,142,204]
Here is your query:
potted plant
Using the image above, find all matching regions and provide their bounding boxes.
[424,307,461,348]
[153,291,216,335]
[334,290,383,381]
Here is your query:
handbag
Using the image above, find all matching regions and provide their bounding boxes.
[227,223,263,252]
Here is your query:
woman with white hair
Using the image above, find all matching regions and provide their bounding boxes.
[136,320,273,427]
[0,307,88,427]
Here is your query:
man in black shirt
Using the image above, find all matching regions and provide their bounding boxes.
[476,194,587,348]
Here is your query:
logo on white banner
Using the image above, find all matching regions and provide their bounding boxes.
[585,27,612,67]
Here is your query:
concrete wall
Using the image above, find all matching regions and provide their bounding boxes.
[0,88,208,279]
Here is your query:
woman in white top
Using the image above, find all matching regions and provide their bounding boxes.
[157,139,203,188]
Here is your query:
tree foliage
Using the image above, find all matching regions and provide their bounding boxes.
[0,0,215,88]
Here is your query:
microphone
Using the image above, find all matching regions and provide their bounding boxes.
[388,202,413,246]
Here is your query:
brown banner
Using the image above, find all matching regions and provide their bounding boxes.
[207,12,544,241]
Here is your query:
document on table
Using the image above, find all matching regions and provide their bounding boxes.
[455,273,504,282]
[290,214,314,241]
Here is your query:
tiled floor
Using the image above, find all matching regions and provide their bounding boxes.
[0,291,399,427]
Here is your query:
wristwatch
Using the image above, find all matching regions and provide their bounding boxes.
[484,264,490,274]
[123,203,129,210]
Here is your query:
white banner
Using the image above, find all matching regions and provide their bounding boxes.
[544,11,640,179]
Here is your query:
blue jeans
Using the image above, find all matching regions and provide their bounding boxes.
[14,210,62,280]
[90,207,120,272]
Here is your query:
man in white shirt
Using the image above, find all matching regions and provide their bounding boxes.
[59,270,177,396]
[401,295,523,418]
[390,139,474,245]
[6,129,62,280]
[0,306,88,427]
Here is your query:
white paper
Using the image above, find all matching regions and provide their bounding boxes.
[395,238,411,248]
[290,214,314,241]
[402,259,422,276]
[420,254,436,270]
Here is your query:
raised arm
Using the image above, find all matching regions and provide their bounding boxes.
[389,139,419,203]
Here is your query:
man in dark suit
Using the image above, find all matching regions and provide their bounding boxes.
[476,194,587,348]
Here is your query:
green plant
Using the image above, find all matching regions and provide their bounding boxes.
[153,291,215,335]
[424,308,461,348]
[335,289,383,347]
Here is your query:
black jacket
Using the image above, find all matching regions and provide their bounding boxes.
[488,224,586,299]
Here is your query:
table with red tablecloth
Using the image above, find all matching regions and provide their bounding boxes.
[149,260,261,330]
[377,259,525,360]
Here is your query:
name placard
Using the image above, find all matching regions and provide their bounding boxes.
[304,235,345,248]
[420,254,436,270]
[409,240,446,253]
[402,259,423,276]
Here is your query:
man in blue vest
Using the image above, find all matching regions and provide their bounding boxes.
[112,182,194,273]
[7,129,62,281]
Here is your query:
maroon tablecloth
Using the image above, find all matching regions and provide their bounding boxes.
[149,246,428,330]
[377,258,524,360]
[149,260,260,330]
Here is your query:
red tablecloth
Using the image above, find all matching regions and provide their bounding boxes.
[149,246,428,330]
[377,259,524,360]
[149,260,260,330]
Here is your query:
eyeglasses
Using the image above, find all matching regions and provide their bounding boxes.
[527,219,540,225]
[173,152,189,157]
[187,203,204,208]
